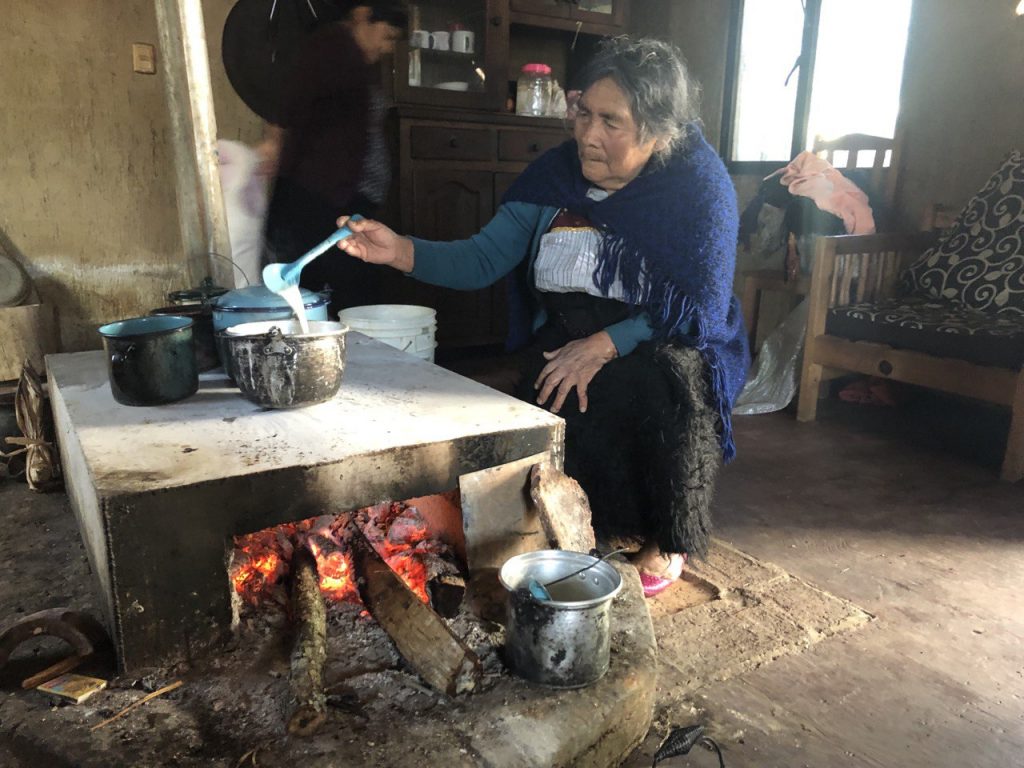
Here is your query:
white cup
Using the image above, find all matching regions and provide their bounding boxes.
[410,29,430,49]
[430,31,450,51]
[451,30,474,54]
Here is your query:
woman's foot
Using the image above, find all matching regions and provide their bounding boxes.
[632,543,686,598]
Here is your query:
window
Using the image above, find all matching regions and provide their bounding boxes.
[722,0,913,170]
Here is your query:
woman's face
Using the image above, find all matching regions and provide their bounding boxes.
[573,77,661,191]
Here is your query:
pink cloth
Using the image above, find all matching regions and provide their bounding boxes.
[769,151,876,235]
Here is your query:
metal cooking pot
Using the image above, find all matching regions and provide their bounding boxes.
[211,285,330,332]
[212,285,330,371]
[499,550,623,689]
[149,304,218,372]
[221,320,347,408]
[97,316,198,406]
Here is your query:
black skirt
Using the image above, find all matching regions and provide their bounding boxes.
[514,292,717,556]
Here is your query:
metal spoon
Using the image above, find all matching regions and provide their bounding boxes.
[527,547,630,602]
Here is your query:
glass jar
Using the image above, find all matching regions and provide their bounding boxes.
[516,63,552,117]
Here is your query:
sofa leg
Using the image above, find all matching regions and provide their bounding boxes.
[797,362,824,422]
[1000,375,1024,482]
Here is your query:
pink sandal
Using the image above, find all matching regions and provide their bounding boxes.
[639,570,675,598]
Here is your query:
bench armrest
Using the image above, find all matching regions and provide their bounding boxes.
[805,232,937,340]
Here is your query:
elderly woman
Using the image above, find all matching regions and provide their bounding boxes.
[336,37,748,597]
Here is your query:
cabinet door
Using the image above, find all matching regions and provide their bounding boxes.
[408,170,503,348]
[395,0,508,111]
[571,0,627,28]
[509,0,571,19]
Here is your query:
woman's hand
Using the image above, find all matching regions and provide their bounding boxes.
[534,331,618,414]
[335,216,415,273]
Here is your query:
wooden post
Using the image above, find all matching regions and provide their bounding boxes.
[153,0,234,288]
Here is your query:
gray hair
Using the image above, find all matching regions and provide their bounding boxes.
[574,36,700,157]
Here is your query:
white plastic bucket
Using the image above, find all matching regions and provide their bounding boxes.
[337,305,437,362]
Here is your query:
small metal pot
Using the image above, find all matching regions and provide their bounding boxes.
[222,320,347,408]
[499,550,623,689]
[97,316,199,406]
[150,304,218,372]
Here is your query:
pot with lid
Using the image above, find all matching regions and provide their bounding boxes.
[167,276,229,306]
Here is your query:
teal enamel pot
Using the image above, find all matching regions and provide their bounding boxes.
[98,316,198,406]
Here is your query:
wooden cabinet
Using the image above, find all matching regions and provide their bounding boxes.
[509,0,628,33]
[388,1,631,351]
[397,110,567,349]
[394,0,508,111]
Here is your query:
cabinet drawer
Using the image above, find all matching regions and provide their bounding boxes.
[498,129,566,162]
[410,125,496,160]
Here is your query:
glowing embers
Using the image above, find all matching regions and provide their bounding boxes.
[230,501,452,608]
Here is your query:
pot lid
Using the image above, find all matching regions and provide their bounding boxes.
[213,284,328,310]
[0,252,31,307]
[168,277,229,304]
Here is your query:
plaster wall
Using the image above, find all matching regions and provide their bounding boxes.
[895,0,1024,227]
[1,1,260,353]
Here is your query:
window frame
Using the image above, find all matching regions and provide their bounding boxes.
[721,0,823,175]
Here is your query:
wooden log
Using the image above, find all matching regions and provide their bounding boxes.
[22,653,88,689]
[529,461,597,553]
[287,546,327,737]
[347,521,481,696]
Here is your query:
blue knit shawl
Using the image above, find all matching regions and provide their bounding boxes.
[503,128,749,461]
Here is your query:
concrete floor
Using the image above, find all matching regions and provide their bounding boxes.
[626,399,1023,768]
[2,393,1022,767]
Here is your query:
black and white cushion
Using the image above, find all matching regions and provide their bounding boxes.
[827,297,1024,369]
[901,151,1024,315]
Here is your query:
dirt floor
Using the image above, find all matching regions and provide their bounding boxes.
[2,387,1023,767]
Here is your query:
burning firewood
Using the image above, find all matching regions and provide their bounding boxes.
[347,521,481,696]
[286,546,327,736]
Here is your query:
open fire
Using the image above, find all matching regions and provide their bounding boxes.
[230,501,459,610]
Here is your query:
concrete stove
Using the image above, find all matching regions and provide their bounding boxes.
[47,334,564,671]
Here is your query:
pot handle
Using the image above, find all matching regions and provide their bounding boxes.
[262,326,295,358]
[110,344,136,366]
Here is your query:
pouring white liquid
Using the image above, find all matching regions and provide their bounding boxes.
[279,284,310,334]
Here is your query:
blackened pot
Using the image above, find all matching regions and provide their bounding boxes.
[499,550,622,688]
[98,316,198,406]
[222,320,347,408]
[150,304,218,372]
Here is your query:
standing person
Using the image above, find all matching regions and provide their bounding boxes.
[330,37,750,598]
[262,1,406,314]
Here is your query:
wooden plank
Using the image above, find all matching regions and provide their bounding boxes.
[348,521,481,696]
[811,335,1018,405]
[459,451,551,574]
[0,303,59,381]
[529,461,596,553]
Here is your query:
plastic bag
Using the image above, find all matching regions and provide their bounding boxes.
[733,299,809,415]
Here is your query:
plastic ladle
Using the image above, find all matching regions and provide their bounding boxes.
[261,214,364,293]
[527,547,630,602]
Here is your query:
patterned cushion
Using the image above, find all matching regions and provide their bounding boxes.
[826,298,1024,369]
[901,151,1024,315]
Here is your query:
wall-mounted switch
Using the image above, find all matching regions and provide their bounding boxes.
[132,43,156,75]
